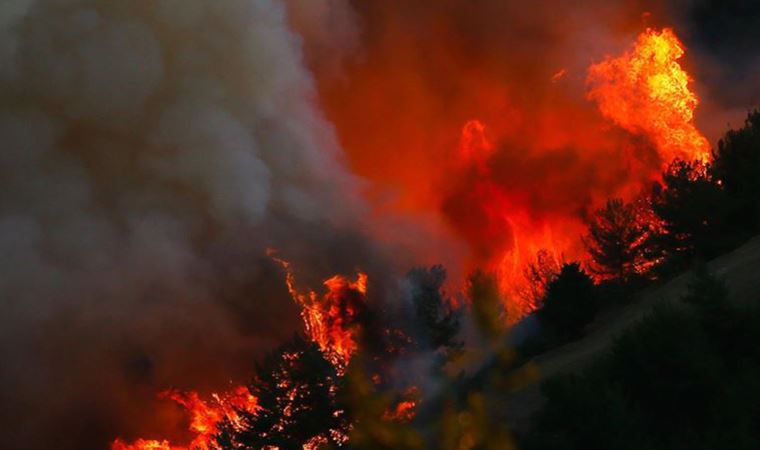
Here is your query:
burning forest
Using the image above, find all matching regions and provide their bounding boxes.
[1,1,760,449]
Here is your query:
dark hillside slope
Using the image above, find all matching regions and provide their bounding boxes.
[501,234,760,430]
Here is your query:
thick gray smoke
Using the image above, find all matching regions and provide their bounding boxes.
[0,1,374,448]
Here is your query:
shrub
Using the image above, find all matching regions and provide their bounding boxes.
[538,263,598,340]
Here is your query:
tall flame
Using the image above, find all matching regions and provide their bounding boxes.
[269,250,367,370]
[454,120,580,317]
[449,28,709,318]
[588,28,710,163]
[112,256,364,449]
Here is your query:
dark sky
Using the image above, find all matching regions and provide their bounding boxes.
[678,0,760,108]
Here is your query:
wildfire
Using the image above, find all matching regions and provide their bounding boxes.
[111,440,175,450]
[588,28,710,164]
[111,387,257,450]
[112,255,365,449]
[446,28,709,318]
[454,119,581,317]
[111,22,715,450]
[269,250,367,370]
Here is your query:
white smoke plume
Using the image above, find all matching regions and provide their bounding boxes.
[0,1,371,448]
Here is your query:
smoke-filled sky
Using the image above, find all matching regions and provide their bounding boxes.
[0,1,757,449]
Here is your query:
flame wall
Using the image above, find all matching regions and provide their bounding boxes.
[300,1,710,313]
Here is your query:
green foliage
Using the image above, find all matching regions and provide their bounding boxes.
[538,263,598,340]
[524,270,760,450]
[584,198,654,283]
[217,336,348,450]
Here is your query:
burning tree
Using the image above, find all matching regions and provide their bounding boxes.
[270,250,368,371]
[111,387,258,450]
[584,198,658,283]
[216,336,349,450]
[522,249,563,310]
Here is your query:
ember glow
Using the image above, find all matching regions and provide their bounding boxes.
[111,387,257,450]
[270,251,368,370]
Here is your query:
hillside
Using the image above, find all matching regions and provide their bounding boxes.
[499,235,760,431]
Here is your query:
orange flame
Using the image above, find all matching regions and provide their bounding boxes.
[382,386,420,422]
[113,255,365,449]
[455,120,582,317]
[588,28,710,164]
[449,28,708,318]
[110,387,257,450]
[269,250,367,370]
[382,400,418,422]
[111,439,176,450]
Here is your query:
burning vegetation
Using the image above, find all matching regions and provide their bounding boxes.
[111,23,730,449]
[5,0,760,449]
[269,251,368,370]
[587,28,711,164]
[111,387,257,450]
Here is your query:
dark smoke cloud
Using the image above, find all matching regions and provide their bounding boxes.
[677,0,760,107]
[0,1,381,449]
[3,1,757,448]
[661,0,760,142]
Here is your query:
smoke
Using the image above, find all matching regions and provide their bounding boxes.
[302,1,663,307]
[664,0,760,142]
[2,1,757,447]
[0,1,378,448]
[302,0,758,308]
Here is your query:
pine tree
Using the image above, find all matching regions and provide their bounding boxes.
[404,266,462,354]
[584,198,654,283]
[217,336,348,450]
[538,263,598,339]
[651,159,737,269]
[711,109,760,232]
